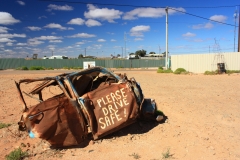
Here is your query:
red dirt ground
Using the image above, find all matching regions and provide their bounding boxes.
[0,69,239,160]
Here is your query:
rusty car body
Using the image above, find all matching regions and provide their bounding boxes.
[15,66,162,147]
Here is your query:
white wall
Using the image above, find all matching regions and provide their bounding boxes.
[171,52,240,73]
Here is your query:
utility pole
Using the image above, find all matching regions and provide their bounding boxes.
[165,7,169,69]
[238,6,240,52]
[85,48,86,57]
[52,50,53,56]
[234,7,238,52]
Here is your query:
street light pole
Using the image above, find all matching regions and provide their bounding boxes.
[165,7,169,69]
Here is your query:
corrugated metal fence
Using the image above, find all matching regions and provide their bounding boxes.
[0,58,166,69]
[171,52,240,73]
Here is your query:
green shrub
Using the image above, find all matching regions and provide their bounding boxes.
[45,67,54,70]
[226,70,240,74]
[63,66,70,70]
[16,66,28,70]
[157,69,173,73]
[158,66,163,70]
[29,66,45,70]
[162,148,172,159]
[5,148,28,160]
[204,71,216,75]
[72,67,83,70]
[0,122,11,129]
[174,68,187,74]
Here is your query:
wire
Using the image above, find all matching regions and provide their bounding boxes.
[169,7,238,27]
[39,0,239,27]
[39,0,240,9]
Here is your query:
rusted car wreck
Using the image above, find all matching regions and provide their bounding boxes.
[15,67,164,147]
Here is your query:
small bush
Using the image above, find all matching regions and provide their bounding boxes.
[162,148,173,159]
[0,122,11,129]
[204,71,217,75]
[174,68,187,74]
[16,66,28,70]
[5,148,28,160]
[63,66,70,70]
[157,69,173,73]
[29,66,45,70]
[129,153,141,159]
[72,67,83,70]
[226,70,240,74]
[45,67,54,70]
[158,66,163,70]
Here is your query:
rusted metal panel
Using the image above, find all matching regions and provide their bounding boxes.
[15,66,164,147]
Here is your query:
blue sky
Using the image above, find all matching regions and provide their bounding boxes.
[0,0,239,58]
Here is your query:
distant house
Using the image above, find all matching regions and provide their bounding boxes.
[144,54,164,57]
[43,55,68,59]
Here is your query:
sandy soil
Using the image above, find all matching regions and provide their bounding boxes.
[0,69,239,160]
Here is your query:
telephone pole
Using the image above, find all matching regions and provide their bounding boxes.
[238,6,240,52]
[165,7,169,69]
[234,7,238,52]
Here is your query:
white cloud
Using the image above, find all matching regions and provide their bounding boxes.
[47,4,73,11]
[35,36,62,40]
[76,42,85,45]
[0,38,15,43]
[49,40,62,43]
[68,27,74,30]
[51,32,56,35]
[0,33,26,38]
[0,12,20,25]
[94,44,102,49]
[67,18,85,25]
[17,1,25,5]
[28,39,44,46]
[192,38,203,42]
[134,38,143,41]
[209,15,227,22]
[28,36,62,46]
[27,26,42,31]
[182,32,196,37]
[123,7,185,20]
[84,4,123,23]
[16,43,27,46]
[0,26,10,33]
[38,16,47,19]
[67,33,96,38]
[6,42,13,46]
[192,22,214,29]
[130,25,150,37]
[97,39,106,42]
[111,39,116,42]
[44,23,71,30]
[85,19,102,27]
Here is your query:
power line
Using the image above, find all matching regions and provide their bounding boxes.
[169,7,238,27]
[39,0,240,9]
[39,0,239,27]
